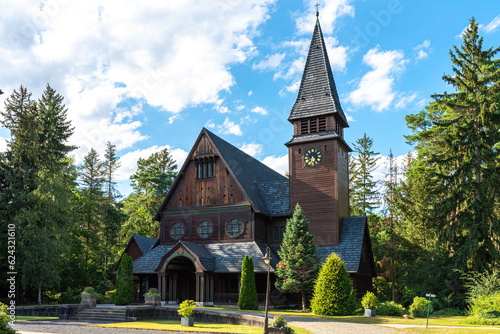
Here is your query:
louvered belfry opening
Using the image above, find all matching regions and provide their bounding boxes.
[299,116,327,135]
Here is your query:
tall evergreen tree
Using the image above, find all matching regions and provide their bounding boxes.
[122,148,177,240]
[406,17,500,272]
[238,255,258,310]
[349,133,380,216]
[275,203,319,311]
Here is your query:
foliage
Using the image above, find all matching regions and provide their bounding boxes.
[0,302,18,334]
[276,204,320,311]
[467,292,500,318]
[433,308,466,316]
[361,291,378,309]
[178,300,196,318]
[461,270,500,303]
[145,288,160,297]
[349,133,380,216]
[82,286,97,295]
[114,254,134,305]
[409,297,433,318]
[122,148,177,240]
[105,289,116,300]
[310,252,356,316]
[272,314,287,328]
[238,255,259,310]
[405,17,500,273]
[376,301,405,316]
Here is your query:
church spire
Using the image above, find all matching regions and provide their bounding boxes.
[288,17,348,128]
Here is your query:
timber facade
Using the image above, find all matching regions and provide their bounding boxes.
[118,16,375,306]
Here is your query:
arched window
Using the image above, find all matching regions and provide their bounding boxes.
[197,220,213,239]
[170,222,185,240]
[226,218,243,237]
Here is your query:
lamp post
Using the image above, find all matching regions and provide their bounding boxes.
[263,247,271,334]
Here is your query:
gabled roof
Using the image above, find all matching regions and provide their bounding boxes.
[132,235,157,255]
[133,244,173,274]
[317,216,374,274]
[154,128,290,220]
[289,18,348,127]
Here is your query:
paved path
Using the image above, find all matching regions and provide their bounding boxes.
[286,316,401,334]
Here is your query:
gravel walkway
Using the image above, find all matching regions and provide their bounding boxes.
[13,317,403,334]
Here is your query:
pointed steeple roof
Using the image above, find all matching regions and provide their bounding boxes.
[289,18,348,127]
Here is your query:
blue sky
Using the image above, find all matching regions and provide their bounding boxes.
[1,0,499,197]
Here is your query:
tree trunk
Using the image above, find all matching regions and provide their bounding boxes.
[38,280,42,305]
[302,290,306,311]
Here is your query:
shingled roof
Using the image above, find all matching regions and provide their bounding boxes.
[317,216,371,273]
[154,128,290,220]
[132,235,157,255]
[289,18,348,127]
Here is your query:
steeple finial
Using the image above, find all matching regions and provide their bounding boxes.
[315,2,320,17]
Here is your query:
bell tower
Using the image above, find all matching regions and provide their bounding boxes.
[286,16,351,246]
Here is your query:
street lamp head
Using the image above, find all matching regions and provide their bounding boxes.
[264,247,271,265]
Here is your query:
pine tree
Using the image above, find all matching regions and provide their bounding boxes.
[275,203,319,311]
[114,254,134,305]
[349,133,380,216]
[405,17,500,271]
[238,255,259,310]
[310,252,356,316]
[123,148,177,240]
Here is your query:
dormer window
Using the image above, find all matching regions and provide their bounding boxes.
[299,117,327,135]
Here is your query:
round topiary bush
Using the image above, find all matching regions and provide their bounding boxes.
[409,296,433,318]
[310,252,356,316]
[377,301,405,316]
[361,291,378,309]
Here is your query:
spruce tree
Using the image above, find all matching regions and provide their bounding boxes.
[310,252,356,316]
[275,203,319,311]
[349,133,380,216]
[238,255,258,310]
[405,17,500,271]
[115,254,134,305]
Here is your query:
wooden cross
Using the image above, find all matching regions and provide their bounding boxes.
[315,2,320,17]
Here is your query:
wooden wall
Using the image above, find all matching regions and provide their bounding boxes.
[125,239,144,261]
[288,138,344,246]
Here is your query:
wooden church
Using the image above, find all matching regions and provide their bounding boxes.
[120,16,375,305]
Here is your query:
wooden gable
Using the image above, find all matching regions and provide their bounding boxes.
[160,132,249,211]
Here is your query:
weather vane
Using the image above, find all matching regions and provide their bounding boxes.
[315,2,320,17]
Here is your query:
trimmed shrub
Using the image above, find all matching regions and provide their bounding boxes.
[433,308,465,316]
[178,300,196,318]
[115,254,134,305]
[377,301,405,316]
[0,302,18,334]
[361,291,378,309]
[310,252,356,316]
[409,296,433,318]
[238,255,259,310]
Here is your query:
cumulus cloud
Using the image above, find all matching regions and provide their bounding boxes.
[251,106,268,115]
[0,0,275,161]
[261,154,288,176]
[239,143,263,157]
[348,47,408,112]
[413,39,431,61]
[252,53,286,71]
[217,118,243,136]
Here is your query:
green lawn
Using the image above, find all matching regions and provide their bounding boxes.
[15,316,59,321]
[94,319,310,334]
[402,328,500,334]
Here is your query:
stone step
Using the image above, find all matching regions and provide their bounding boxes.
[71,308,127,322]
[71,316,126,322]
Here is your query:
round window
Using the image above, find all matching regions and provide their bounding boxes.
[226,218,243,237]
[170,222,185,240]
[197,220,213,239]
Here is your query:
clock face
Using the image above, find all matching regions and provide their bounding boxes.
[304,148,322,167]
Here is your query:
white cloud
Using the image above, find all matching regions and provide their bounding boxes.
[395,92,418,109]
[204,120,216,129]
[0,136,7,152]
[0,0,275,161]
[116,145,188,181]
[239,143,263,157]
[236,105,245,111]
[217,118,243,136]
[261,154,288,175]
[348,47,408,112]
[325,37,350,71]
[251,106,268,115]
[345,113,355,122]
[413,39,431,61]
[295,0,355,35]
[252,53,286,71]
[482,15,500,33]
[248,90,254,96]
